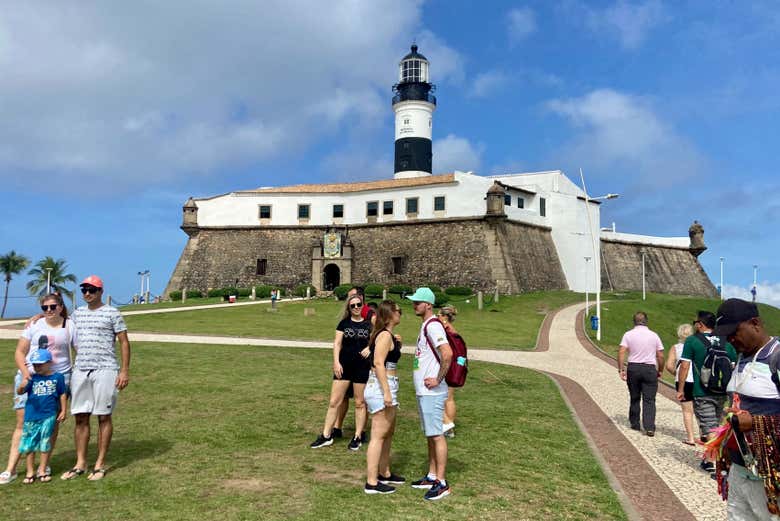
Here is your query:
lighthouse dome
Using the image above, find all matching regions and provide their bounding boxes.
[398,44,430,84]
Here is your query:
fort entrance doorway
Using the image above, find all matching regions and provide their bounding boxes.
[323,264,340,290]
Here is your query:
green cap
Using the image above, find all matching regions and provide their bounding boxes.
[406,287,435,304]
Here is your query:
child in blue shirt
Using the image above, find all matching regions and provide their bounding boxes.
[16,349,66,484]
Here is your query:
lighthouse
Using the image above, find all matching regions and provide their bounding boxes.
[393,44,436,179]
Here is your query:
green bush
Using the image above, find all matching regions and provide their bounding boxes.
[364,284,384,298]
[388,284,413,296]
[222,287,239,298]
[445,286,472,296]
[237,288,251,298]
[169,290,182,301]
[427,285,442,294]
[334,284,352,300]
[294,284,317,297]
[185,289,203,299]
[207,288,223,298]
[433,291,449,307]
[254,285,273,298]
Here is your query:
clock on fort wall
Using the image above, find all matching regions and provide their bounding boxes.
[323,232,341,258]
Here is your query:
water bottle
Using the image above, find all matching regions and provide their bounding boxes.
[700,367,711,387]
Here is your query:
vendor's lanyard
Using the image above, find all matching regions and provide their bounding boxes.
[735,341,774,394]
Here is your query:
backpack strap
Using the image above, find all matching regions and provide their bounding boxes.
[422,318,443,364]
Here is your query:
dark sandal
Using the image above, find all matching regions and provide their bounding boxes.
[61,468,86,480]
[88,468,107,481]
[37,472,52,483]
[22,475,36,484]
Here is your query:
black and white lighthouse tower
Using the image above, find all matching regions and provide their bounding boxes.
[392,44,436,179]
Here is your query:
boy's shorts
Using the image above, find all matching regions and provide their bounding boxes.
[417,393,446,437]
[70,369,118,416]
[13,371,71,410]
[19,416,57,454]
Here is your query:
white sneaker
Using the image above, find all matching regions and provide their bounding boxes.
[0,471,17,484]
[442,422,455,438]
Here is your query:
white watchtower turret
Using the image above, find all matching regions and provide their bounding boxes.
[392,44,436,179]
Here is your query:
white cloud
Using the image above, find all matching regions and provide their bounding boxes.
[723,283,780,309]
[573,0,667,50]
[433,134,484,173]
[0,1,462,193]
[546,88,705,189]
[507,7,537,44]
[469,70,509,98]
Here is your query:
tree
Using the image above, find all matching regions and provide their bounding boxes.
[0,250,30,318]
[26,257,77,300]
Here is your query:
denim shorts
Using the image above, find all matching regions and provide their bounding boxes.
[417,393,447,437]
[13,371,71,410]
[364,372,399,414]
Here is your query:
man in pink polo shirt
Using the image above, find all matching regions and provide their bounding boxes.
[617,312,665,436]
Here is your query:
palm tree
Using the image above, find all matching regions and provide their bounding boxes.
[1,250,30,318]
[26,257,77,300]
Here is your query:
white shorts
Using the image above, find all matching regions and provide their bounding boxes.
[70,369,118,416]
[364,373,399,414]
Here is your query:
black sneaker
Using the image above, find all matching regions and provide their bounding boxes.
[378,473,406,485]
[348,436,362,451]
[410,476,436,489]
[424,480,451,501]
[700,461,716,473]
[364,482,396,495]
[360,431,368,443]
[332,428,343,439]
[310,434,333,449]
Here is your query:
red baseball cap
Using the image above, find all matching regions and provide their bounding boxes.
[80,275,104,289]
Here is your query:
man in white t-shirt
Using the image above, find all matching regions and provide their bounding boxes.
[60,275,131,482]
[407,287,453,501]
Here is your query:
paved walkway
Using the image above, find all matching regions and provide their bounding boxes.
[0,301,722,520]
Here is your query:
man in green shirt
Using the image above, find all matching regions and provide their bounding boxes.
[677,311,737,473]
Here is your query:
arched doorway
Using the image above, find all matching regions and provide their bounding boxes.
[323,264,340,291]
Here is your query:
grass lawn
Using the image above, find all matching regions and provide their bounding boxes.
[588,292,780,362]
[0,340,626,521]
[123,291,594,349]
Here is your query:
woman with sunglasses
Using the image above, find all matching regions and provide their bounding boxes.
[0,293,76,484]
[363,300,405,494]
[310,294,371,450]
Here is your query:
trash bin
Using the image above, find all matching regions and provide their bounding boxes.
[590,315,599,331]
[229,295,237,303]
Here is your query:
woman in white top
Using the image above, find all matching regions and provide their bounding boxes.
[665,323,696,445]
[0,293,76,484]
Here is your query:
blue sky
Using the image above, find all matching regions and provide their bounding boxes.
[2,0,777,316]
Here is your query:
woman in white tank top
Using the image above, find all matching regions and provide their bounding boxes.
[665,323,696,445]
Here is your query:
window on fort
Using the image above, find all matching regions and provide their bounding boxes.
[434,196,446,212]
[383,201,394,215]
[298,204,310,219]
[367,201,378,217]
[256,259,267,275]
[406,197,418,214]
[258,205,271,219]
[333,204,344,218]
[517,198,524,209]
[539,197,546,217]
[392,256,406,274]
[504,194,511,206]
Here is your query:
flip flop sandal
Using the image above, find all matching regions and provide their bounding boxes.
[37,472,52,483]
[22,475,36,484]
[682,440,696,446]
[61,468,86,480]
[88,468,107,481]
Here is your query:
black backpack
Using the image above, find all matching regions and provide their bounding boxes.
[696,333,732,395]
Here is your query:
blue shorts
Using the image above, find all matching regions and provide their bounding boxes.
[19,416,57,454]
[417,393,446,437]
[13,371,70,410]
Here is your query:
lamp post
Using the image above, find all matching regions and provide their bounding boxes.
[719,257,724,300]
[579,169,619,342]
[45,267,52,294]
[753,264,758,302]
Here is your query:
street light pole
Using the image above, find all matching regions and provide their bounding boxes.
[753,264,758,302]
[584,256,591,317]
[640,249,646,301]
[719,257,724,300]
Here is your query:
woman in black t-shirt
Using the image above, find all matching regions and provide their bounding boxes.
[310,295,371,450]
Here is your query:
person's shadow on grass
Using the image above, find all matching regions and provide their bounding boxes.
[50,437,173,473]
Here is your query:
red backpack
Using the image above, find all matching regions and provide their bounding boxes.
[423,318,468,387]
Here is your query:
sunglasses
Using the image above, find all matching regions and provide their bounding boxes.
[81,286,100,294]
[349,303,363,309]
[41,304,59,312]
